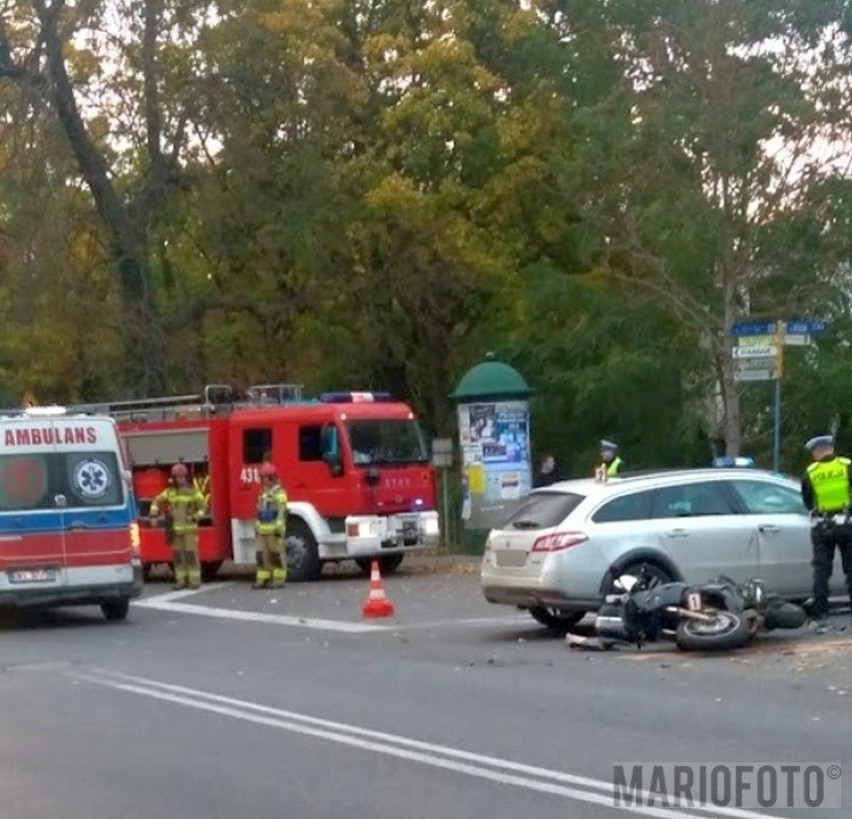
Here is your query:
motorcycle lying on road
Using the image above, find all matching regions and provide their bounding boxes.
[568,568,807,652]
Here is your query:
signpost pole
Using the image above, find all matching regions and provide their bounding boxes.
[431,438,454,551]
[442,467,450,548]
[773,320,784,473]
[731,318,826,474]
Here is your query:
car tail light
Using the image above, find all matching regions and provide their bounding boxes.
[531,531,588,552]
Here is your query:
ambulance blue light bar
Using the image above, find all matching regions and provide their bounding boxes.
[320,391,394,403]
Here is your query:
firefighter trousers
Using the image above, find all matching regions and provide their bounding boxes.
[172,531,201,590]
[810,523,852,620]
[254,532,287,588]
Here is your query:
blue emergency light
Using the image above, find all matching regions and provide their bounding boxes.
[713,456,755,468]
[320,392,394,403]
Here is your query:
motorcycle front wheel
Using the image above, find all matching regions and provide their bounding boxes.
[675,610,752,652]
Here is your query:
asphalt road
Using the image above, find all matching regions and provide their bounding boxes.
[1,560,851,819]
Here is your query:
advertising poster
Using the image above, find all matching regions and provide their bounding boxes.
[457,400,531,529]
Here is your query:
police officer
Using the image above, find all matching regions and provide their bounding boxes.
[597,440,624,477]
[800,434,852,632]
[253,461,288,589]
[150,463,207,590]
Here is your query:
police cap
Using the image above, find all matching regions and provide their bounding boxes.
[805,435,834,452]
[600,439,618,451]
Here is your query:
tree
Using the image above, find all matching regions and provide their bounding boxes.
[0,0,213,395]
[589,0,852,456]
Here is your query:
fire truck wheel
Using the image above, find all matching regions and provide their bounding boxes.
[286,520,321,582]
[356,555,404,576]
[201,561,223,582]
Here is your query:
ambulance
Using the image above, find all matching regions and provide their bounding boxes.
[66,383,442,582]
[0,406,143,619]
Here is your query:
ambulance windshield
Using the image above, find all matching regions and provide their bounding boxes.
[345,419,429,466]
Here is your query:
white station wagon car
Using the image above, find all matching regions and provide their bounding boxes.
[480,468,847,629]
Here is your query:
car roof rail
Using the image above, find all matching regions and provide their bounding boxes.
[605,467,780,482]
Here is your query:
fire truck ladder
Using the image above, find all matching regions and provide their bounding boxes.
[36,383,305,423]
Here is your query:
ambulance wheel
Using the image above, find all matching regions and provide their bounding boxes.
[286,520,321,582]
[101,599,130,621]
[356,555,404,575]
[201,560,223,581]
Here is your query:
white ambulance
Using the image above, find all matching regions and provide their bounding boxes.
[0,406,143,619]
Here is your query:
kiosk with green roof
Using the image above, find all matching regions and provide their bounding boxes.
[448,353,534,551]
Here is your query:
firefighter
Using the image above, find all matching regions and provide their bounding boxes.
[596,439,624,478]
[253,461,288,589]
[150,463,207,590]
[800,434,852,633]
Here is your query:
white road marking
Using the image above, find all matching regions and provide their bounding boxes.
[140,583,234,602]
[135,588,531,633]
[71,669,784,819]
[131,598,391,633]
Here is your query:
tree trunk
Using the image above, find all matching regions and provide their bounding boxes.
[37,0,166,398]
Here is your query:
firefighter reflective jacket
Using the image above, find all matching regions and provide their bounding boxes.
[150,486,207,533]
[256,482,288,535]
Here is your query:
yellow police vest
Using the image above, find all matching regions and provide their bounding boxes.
[807,457,852,512]
[607,457,623,476]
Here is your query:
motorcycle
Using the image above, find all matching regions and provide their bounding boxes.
[573,567,807,652]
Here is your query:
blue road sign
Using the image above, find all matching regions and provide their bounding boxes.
[731,318,827,336]
[731,321,775,336]
[785,319,827,334]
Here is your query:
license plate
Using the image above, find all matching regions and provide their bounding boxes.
[9,568,58,584]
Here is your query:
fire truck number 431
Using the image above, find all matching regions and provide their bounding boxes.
[240,466,262,484]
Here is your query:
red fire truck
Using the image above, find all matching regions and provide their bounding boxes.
[67,384,440,581]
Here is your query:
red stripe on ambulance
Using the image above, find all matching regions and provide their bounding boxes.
[0,530,132,569]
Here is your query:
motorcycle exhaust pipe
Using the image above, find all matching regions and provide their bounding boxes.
[664,605,718,623]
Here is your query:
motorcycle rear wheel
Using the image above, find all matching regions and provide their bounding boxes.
[675,610,751,652]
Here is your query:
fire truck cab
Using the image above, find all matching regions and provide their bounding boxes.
[73,384,440,581]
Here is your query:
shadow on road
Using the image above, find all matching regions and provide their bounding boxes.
[0,606,128,633]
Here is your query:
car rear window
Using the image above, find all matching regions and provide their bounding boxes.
[501,491,585,530]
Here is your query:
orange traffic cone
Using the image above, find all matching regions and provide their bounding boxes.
[362,560,395,618]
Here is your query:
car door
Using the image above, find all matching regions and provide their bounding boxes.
[650,479,759,584]
[587,489,658,568]
[723,476,843,598]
